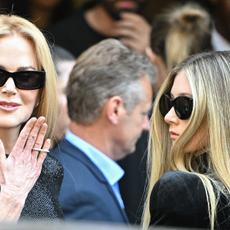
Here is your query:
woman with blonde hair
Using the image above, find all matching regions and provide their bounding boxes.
[0,14,64,222]
[142,51,230,229]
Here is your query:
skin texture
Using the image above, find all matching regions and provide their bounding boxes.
[111,76,153,160]
[0,34,39,132]
[0,33,49,222]
[164,71,207,153]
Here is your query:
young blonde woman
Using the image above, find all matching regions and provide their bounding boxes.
[142,51,230,229]
[0,14,64,222]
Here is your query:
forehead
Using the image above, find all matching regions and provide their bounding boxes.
[171,71,192,97]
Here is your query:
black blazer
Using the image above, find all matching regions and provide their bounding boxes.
[50,138,129,224]
[150,171,230,229]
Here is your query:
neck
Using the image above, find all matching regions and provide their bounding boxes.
[85,4,116,37]
[0,127,20,155]
[69,121,116,161]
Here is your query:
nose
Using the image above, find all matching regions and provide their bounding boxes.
[1,77,17,95]
[164,106,178,125]
[142,115,150,131]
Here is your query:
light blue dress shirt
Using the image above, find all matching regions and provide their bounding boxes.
[65,130,125,209]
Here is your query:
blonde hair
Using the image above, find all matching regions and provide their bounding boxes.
[142,51,230,229]
[0,14,57,139]
[151,2,212,70]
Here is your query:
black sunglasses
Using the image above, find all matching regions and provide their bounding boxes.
[0,68,45,90]
[159,94,193,120]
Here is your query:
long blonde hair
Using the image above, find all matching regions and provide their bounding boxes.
[0,14,57,139]
[142,51,230,229]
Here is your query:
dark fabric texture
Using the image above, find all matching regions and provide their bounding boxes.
[149,170,230,229]
[19,153,65,223]
[50,138,129,224]
[47,1,108,58]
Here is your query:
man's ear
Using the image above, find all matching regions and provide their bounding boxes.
[106,96,125,125]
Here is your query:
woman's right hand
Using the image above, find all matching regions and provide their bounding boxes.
[0,116,50,222]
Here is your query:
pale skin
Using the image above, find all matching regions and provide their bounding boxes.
[165,71,208,153]
[0,33,49,221]
[85,2,151,53]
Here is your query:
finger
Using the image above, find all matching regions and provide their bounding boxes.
[12,117,37,156]
[114,20,135,31]
[120,12,144,22]
[146,47,157,64]
[31,123,48,159]
[0,139,6,184]
[37,139,50,168]
[24,116,46,154]
[114,27,139,40]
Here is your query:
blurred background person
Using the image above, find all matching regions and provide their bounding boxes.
[205,0,230,51]
[146,2,212,94]
[2,0,76,30]
[51,45,76,149]
[47,0,152,57]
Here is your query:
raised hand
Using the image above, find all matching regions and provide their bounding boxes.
[0,117,50,222]
[112,12,151,53]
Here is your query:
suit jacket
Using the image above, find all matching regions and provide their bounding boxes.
[150,171,230,229]
[50,138,129,224]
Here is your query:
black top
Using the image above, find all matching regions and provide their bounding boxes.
[47,1,108,58]
[149,170,230,229]
[19,153,65,223]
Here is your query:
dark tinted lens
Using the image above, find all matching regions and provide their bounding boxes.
[14,71,45,90]
[0,69,8,86]
[159,94,193,120]
[174,97,193,120]
[159,94,172,117]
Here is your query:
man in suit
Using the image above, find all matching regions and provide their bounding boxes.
[50,38,157,223]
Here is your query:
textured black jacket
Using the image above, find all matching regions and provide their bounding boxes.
[150,171,230,229]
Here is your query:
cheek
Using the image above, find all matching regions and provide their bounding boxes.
[20,90,39,109]
[186,128,208,153]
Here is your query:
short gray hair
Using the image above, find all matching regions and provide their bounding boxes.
[67,38,157,125]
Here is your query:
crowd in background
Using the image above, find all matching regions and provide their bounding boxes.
[0,0,230,229]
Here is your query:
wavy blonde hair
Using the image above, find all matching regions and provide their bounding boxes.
[142,51,230,229]
[0,14,57,139]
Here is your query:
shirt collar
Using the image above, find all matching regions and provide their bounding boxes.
[65,130,124,186]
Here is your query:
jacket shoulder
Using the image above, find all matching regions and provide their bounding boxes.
[150,171,209,228]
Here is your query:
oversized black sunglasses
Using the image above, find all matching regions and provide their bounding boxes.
[159,94,193,120]
[0,68,45,90]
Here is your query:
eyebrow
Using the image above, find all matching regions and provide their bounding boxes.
[170,92,193,98]
[0,65,37,71]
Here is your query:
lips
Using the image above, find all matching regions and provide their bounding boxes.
[169,130,179,140]
[0,101,20,111]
